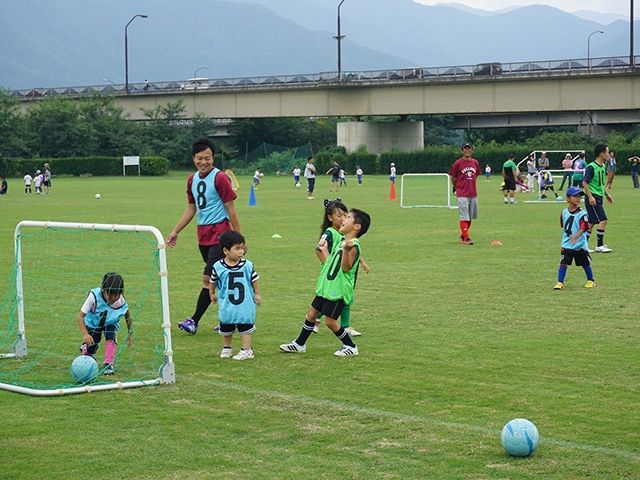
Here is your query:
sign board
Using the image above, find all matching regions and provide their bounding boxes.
[123,156,140,176]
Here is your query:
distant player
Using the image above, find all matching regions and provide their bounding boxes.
[583,144,613,253]
[24,171,33,194]
[253,168,261,189]
[356,165,363,185]
[293,164,301,186]
[390,163,396,184]
[502,154,517,204]
[448,142,480,245]
[539,168,559,199]
[485,164,491,182]
[554,187,595,290]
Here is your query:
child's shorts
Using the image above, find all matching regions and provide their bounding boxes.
[218,323,256,336]
[311,295,345,320]
[560,248,591,267]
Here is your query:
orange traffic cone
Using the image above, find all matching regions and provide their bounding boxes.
[388,182,397,201]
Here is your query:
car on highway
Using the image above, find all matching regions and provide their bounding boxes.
[180,78,210,90]
[473,62,503,75]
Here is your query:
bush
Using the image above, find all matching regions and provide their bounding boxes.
[2,156,170,177]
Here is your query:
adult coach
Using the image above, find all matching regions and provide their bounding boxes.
[449,142,480,245]
[326,160,341,192]
[304,156,316,200]
[583,144,613,253]
[502,153,518,204]
[167,137,242,334]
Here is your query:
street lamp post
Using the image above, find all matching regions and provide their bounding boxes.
[588,30,604,69]
[333,0,346,80]
[631,0,635,67]
[194,66,210,78]
[125,14,148,93]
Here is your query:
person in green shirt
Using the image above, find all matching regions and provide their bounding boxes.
[502,153,518,204]
[280,208,371,357]
[583,144,613,253]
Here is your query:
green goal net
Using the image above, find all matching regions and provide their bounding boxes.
[0,221,175,396]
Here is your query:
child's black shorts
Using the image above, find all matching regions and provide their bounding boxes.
[311,295,344,320]
[560,248,591,267]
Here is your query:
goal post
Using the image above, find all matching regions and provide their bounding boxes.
[0,221,175,396]
[400,173,458,209]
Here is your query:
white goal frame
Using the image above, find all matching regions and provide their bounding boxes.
[400,173,458,209]
[0,220,175,396]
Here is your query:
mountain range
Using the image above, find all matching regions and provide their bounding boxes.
[0,0,636,90]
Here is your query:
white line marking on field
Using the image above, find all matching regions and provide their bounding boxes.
[197,378,640,461]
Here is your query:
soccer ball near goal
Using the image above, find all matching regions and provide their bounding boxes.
[501,418,540,457]
[70,355,99,383]
[295,182,301,188]
[95,193,101,199]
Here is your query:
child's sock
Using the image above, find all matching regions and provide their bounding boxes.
[192,288,211,324]
[334,327,355,348]
[295,319,316,346]
[558,265,567,283]
[339,305,351,329]
[583,265,594,281]
[596,229,605,247]
[104,341,116,365]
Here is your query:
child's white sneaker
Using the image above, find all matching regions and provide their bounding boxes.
[220,347,233,358]
[334,345,358,356]
[233,349,254,360]
[346,326,361,337]
[279,341,306,353]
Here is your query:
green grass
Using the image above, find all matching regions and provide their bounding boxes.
[0,172,639,479]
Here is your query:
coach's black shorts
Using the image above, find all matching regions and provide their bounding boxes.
[199,244,224,277]
[585,195,608,224]
[560,248,591,267]
[311,295,344,320]
[502,177,516,191]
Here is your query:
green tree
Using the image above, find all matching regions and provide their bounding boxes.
[0,88,28,158]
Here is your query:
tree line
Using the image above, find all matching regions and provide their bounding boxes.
[2,88,640,176]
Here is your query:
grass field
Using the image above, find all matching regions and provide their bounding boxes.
[0,171,638,479]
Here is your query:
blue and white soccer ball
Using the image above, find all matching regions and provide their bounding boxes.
[555,196,563,202]
[501,418,540,457]
[70,355,99,382]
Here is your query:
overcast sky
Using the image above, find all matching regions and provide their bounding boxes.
[413,0,633,16]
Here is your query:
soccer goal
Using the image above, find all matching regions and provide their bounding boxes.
[400,173,458,209]
[0,221,175,396]
[225,169,240,190]
[517,150,583,204]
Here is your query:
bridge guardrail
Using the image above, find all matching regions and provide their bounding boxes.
[9,55,639,100]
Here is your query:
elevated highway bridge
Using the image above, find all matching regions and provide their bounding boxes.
[14,56,640,153]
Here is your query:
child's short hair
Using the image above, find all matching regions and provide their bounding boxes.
[350,209,371,238]
[219,230,246,252]
[102,272,124,294]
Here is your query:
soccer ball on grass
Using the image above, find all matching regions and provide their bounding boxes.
[555,196,563,202]
[501,418,540,457]
[70,355,99,382]
[295,182,301,188]
[95,193,101,199]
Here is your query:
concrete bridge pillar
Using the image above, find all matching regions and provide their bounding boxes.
[578,124,614,138]
[337,121,424,154]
